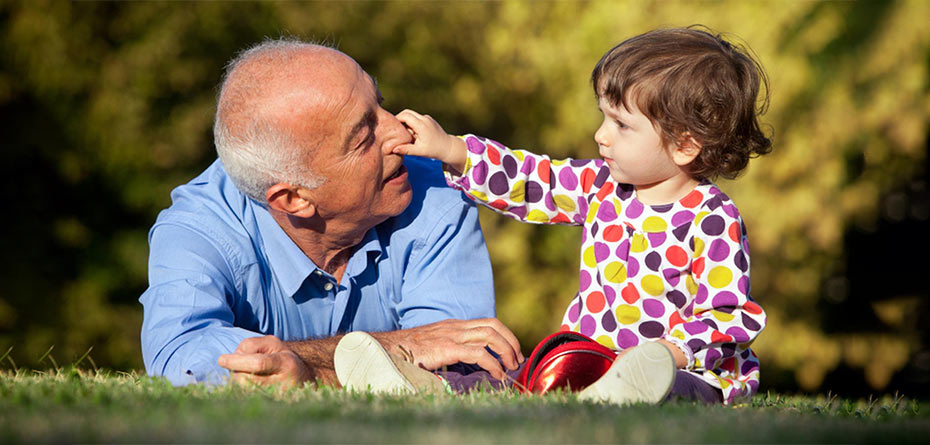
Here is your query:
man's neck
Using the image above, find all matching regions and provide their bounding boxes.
[270,210,369,283]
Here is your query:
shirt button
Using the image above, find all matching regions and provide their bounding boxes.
[323,282,334,291]
[313,270,323,276]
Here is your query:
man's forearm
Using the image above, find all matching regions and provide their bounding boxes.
[286,336,343,386]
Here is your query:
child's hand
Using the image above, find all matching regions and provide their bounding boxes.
[395,109,467,174]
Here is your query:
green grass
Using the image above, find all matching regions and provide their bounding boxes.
[1,368,928,443]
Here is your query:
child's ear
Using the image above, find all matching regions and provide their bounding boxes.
[267,182,317,218]
[672,132,702,166]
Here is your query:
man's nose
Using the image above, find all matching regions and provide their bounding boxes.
[381,109,413,151]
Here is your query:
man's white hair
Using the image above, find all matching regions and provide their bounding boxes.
[213,38,327,203]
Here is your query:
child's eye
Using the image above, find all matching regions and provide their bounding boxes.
[615,120,628,129]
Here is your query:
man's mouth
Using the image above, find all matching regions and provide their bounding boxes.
[385,164,407,183]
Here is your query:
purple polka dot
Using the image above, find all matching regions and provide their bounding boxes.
[638,321,665,338]
[712,291,738,308]
[704,349,722,369]
[604,285,616,306]
[695,284,708,304]
[466,137,486,154]
[558,168,578,191]
[521,156,536,175]
[726,326,750,342]
[627,257,640,278]
[579,270,591,292]
[741,360,759,375]
[472,160,488,185]
[684,302,694,317]
[701,215,725,236]
[597,201,618,222]
[709,186,721,195]
[617,329,640,349]
[667,290,686,308]
[683,321,708,335]
[594,167,610,187]
[594,242,610,262]
[651,203,673,213]
[580,315,597,337]
[672,210,695,227]
[590,222,599,237]
[723,204,739,218]
[503,155,517,178]
[663,268,680,286]
[704,319,719,331]
[510,206,527,219]
[738,276,750,294]
[741,313,761,331]
[645,251,662,271]
[708,239,730,262]
[687,339,706,352]
[625,199,644,219]
[733,250,748,272]
[643,299,665,318]
[577,198,588,220]
[525,181,543,203]
[580,229,587,244]
[672,224,690,242]
[568,300,581,323]
[601,310,617,332]
[544,191,556,211]
[616,183,634,200]
[488,172,509,196]
[648,232,667,247]
[748,380,759,393]
[615,239,630,261]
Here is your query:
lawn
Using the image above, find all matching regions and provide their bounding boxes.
[1,368,928,443]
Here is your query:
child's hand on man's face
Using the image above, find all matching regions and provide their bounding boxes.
[395,109,467,174]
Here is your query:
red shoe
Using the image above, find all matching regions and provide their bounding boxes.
[516,331,617,394]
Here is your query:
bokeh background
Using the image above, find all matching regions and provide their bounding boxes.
[1,0,928,398]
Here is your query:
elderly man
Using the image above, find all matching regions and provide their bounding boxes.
[139,39,521,387]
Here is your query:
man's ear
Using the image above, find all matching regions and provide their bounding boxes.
[266,182,316,218]
[672,132,702,166]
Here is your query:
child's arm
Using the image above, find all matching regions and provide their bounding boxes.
[395,110,610,227]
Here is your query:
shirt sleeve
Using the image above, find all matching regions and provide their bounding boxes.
[139,220,262,385]
[395,188,497,328]
[444,134,612,226]
[666,203,766,401]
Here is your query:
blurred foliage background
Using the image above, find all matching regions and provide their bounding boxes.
[1,0,928,397]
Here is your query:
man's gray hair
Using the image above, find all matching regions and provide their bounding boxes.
[213,38,327,203]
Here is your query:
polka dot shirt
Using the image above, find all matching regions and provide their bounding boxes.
[445,135,767,404]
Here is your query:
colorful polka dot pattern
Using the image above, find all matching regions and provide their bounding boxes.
[446,135,767,404]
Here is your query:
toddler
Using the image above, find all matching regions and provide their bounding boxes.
[340,26,771,405]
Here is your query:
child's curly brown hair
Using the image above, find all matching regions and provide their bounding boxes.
[592,26,772,180]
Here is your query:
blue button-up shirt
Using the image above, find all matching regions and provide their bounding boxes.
[140,156,495,385]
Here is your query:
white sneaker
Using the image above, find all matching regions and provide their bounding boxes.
[334,331,448,395]
[577,341,675,405]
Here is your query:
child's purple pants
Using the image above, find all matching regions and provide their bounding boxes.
[436,363,723,404]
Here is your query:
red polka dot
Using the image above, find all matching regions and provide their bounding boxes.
[721,357,737,373]
[680,190,704,208]
[744,301,763,315]
[603,225,624,242]
[560,324,571,331]
[692,257,705,278]
[595,181,614,201]
[487,145,500,165]
[622,283,640,304]
[538,159,551,184]
[489,199,509,211]
[668,311,685,328]
[581,168,596,194]
[552,212,571,224]
[728,222,740,243]
[586,291,606,312]
[665,246,688,267]
[711,331,733,344]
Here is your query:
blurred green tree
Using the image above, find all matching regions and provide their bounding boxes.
[0,0,926,395]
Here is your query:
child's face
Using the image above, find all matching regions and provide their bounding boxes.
[594,96,682,187]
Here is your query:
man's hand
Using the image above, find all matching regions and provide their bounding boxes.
[373,318,524,381]
[217,335,313,389]
[394,109,468,174]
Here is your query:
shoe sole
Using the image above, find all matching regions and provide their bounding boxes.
[577,342,675,405]
[334,331,415,394]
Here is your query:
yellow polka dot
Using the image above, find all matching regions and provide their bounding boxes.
[469,190,488,202]
[586,202,600,224]
[513,150,526,161]
[612,199,623,216]
[708,266,733,288]
[603,262,627,283]
[583,246,598,268]
[694,211,710,225]
[694,358,702,369]
[527,209,550,223]
[686,274,698,295]
[553,194,576,212]
[641,275,665,296]
[463,157,473,173]
[711,310,735,322]
[643,216,668,233]
[670,330,685,340]
[631,233,649,253]
[596,335,616,350]
[509,180,525,203]
[616,305,641,325]
[551,158,567,166]
[693,238,705,258]
[572,324,580,332]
